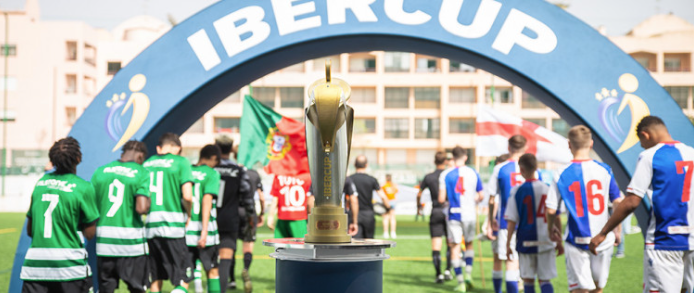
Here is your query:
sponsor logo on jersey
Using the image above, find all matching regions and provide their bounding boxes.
[103,166,139,178]
[192,170,207,181]
[37,179,77,192]
[105,74,150,152]
[266,127,291,160]
[143,158,174,168]
[596,73,650,153]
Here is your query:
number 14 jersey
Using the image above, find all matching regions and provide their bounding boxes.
[546,160,620,252]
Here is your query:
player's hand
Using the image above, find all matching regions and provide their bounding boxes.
[491,219,499,231]
[416,206,423,216]
[248,216,256,228]
[198,232,208,249]
[550,227,562,242]
[348,223,358,236]
[268,220,275,231]
[257,215,265,227]
[556,243,564,256]
[589,233,607,255]
[486,222,497,240]
[614,231,622,247]
[505,245,513,260]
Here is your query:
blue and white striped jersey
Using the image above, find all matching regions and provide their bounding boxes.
[440,166,483,222]
[505,179,554,254]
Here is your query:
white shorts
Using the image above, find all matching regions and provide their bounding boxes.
[492,229,517,261]
[565,243,613,291]
[447,220,475,244]
[643,249,694,293]
[519,250,556,280]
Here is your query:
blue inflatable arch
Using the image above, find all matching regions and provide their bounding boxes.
[11,0,694,290]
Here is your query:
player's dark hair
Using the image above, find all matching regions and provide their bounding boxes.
[451,146,467,160]
[49,137,81,175]
[495,154,510,165]
[122,140,147,157]
[215,135,234,155]
[199,144,222,160]
[518,153,537,172]
[434,151,447,165]
[354,155,368,169]
[636,116,666,135]
[568,125,592,149]
[508,135,527,152]
[158,132,181,147]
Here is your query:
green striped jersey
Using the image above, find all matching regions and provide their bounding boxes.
[91,160,150,257]
[186,165,221,247]
[143,153,193,238]
[21,173,99,281]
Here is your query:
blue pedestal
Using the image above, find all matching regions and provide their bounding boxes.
[276,259,383,293]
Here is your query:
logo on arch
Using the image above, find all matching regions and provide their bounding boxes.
[596,73,650,153]
[105,74,151,152]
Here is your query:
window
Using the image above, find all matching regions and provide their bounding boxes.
[384,118,409,138]
[223,91,241,103]
[664,53,690,72]
[349,53,376,72]
[254,87,276,108]
[351,87,376,103]
[552,119,570,137]
[313,56,340,72]
[665,86,691,109]
[449,88,476,103]
[385,87,409,108]
[525,118,546,128]
[279,87,304,108]
[384,52,410,72]
[66,41,77,61]
[84,76,95,96]
[65,74,77,93]
[385,149,408,165]
[1,44,16,56]
[354,118,376,134]
[416,55,439,72]
[66,107,77,126]
[186,118,204,133]
[84,44,96,66]
[415,118,440,139]
[521,92,544,109]
[485,87,513,103]
[214,117,240,133]
[107,62,121,75]
[449,118,475,134]
[630,52,656,72]
[414,87,440,109]
[449,61,475,73]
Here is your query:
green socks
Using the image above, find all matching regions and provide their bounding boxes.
[208,277,221,293]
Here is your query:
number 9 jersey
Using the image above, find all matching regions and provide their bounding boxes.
[545,159,620,252]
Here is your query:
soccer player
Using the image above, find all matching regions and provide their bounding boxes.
[590,116,694,293]
[344,176,359,235]
[143,133,194,293]
[20,137,99,293]
[417,151,454,283]
[186,145,222,293]
[214,136,253,291]
[382,174,399,239]
[546,125,622,293]
[350,155,391,239]
[488,135,532,293]
[439,147,484,292]
[268,173,314,238]
[91,140,151,293]
[505,153,563,293]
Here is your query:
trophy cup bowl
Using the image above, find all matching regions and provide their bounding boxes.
[304,61,354,243]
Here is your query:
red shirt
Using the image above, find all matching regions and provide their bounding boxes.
[271,173,312,221]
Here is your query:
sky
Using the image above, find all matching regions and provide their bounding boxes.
[1,0,694,36]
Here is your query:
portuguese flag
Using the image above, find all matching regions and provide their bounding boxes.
[237,95,309,175]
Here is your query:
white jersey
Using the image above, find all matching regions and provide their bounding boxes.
[628,141,694,251]
[440,166,483,222]
[505,179,554,253]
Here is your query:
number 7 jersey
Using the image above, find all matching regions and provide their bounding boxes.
[546,160,620,251]
[627,141,694,251]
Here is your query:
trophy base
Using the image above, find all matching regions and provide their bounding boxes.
[304,205,351,243]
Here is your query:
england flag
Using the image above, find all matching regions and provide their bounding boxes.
[476,105,572,163]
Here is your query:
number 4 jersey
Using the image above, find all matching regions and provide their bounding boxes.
[186,164,221,247]
[21,173,100,281]
[143,153,194,239]
[271,173,312,221]
[627,141,694,251]
[91,160,150,257]
[546,160,620,252]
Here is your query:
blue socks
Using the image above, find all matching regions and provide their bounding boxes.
[506,270,520,293]
[524,282,536,293]
[540,281,554,293]
[492,270,503,293]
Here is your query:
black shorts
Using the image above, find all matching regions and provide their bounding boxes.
[238,207,257,242]
[188,246,219,272]
[429,207,448,238]
[218,231,238,251]
[148,237,194,285]
[22,277,93,293]
[98,255,150,293]
[356,211,375,239]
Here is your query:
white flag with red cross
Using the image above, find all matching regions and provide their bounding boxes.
[475,105,572,163]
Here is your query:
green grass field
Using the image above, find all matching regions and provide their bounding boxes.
[0,213,643,292]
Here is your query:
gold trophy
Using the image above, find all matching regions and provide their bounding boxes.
[304,60,354,243]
